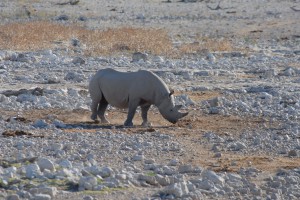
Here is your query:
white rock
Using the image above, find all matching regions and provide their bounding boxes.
[132,154,144,161]
[99,167,113,178]
[178,164,194,173]
[72,57,85,65]
[153,56,164,63]
[229,142,247,151]
[162,166,177,175]
[83,196,94,200]
[49,143,63,151]
[37,158,55,172]
[43,169,55,179]
[5,166,17,174]
[29,187,57,198]
[115,173,127,180]
[168,159,179,166]
[163,182,189,198]
[283,67,295,76]
[144,159,155,164]
[26,163,41,179]
[33,119,48,128]
[59,159,73,168]
[85,166,101,176]
[56,168,72,177]
[64,71,85,82]
[132,52,148,62]
[195,179,215,190]
[79,176,98,191]
[207,52,216,62]
[288,150,298,157]
[32,194,51,200]
[7,194,20,200]
[155,174,171,186]
[139,174,158,185]
[227,173,242,182]
[136,13,145,20]
[53,120,67,128]
[187,182,196,192]
[201,170,225,186]
[36,187,57,198]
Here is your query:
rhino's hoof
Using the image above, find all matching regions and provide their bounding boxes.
[141,122,152,127]
[124,121,133,127]
[101,119,110,124]
[91,114,97,121]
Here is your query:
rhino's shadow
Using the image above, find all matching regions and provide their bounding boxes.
[61,122,170,130]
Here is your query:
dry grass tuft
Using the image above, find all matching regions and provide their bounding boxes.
[178,38,233,54]
[0,21,78,51]
[0,21,233,57]
[82,27,174,56]
[0,21,173,56]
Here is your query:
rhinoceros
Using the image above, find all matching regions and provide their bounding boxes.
[88,68,188,126]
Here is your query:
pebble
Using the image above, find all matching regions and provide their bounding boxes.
[83,196,94,200]
[6,194,20,200]
[132,52,148,62]
[132,154,144,161]
[0,36,300,200]
[59,159,73,168]
[79,176,98,191]
[25,164,41,179]
[201,170,225,186]
[37,158,55,172]
[288,150,298,157]
[163,182,189,198]
[32,194,51,200]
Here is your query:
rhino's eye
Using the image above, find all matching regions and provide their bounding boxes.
[170,109,173,112]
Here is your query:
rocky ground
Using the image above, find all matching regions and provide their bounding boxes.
[0,0,300,200]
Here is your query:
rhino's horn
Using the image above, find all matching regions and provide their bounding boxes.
[180,112,188,119]
[175,105,183,110]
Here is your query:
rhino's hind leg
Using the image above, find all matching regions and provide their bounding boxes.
[98,97,110,124]
[90,98,100,121]
[141,105,152,127]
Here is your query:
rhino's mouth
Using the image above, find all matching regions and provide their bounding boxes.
[169,120,177,124]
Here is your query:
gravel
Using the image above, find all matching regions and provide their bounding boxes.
[1,0,300,199]
[0,45,299,199]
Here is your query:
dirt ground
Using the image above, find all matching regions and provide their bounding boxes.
[2,91,299,177]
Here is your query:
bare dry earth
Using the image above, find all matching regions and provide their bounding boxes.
[2,90,299,175]
[0,0,300,199]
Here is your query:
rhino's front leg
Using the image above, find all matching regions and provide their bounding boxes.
[141,105,152,127]
[124,100,139,127]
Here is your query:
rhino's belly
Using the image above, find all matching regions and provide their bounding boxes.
[108,100,128,109]
[103,94,129,109]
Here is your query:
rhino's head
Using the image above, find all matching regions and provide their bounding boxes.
[158,90,189,124]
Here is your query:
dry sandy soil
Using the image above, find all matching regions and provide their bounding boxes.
[2,91,299,174]
[1,0,300,199]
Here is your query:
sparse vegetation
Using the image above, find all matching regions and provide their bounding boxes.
[145,171,157,177]
[81,186,128,195]
[0,21,234,57]
[0,21,173,56]
[178,37,233,54]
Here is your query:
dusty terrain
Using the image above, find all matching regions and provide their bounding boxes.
[2,91,299,174]
[0,0,300,199]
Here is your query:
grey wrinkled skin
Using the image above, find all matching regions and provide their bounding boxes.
[89,68,188,126]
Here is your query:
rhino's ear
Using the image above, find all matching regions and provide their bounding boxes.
[169,89,174,97]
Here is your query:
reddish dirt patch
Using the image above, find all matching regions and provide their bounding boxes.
[0,91,298,173]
